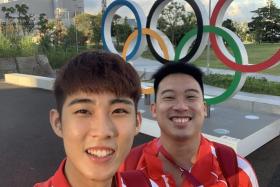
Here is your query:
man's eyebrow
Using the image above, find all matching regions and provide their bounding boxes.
[110,98,133,105]
[184,89,200,94]
[160,89,174,95]
[67,98,95,107]
[160,89,200,95]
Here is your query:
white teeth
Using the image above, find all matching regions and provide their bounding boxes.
[87,149,113,158]
[172,117,190,123]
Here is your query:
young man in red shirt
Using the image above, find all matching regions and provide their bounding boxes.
[121,62,259,187]
[34,51,146,187]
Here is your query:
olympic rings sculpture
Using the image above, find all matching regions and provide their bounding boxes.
[101,0,280,105]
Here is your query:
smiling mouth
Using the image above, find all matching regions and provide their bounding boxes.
[86,148,115,158]
[170,117,192,123]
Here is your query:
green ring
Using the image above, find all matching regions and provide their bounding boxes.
[175,25,244,105]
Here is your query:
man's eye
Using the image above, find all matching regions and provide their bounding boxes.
[187,95,197,98]
[113,108,129,114]
[186,95,198,100]
[163,96,174,100]
[74,109,90,115]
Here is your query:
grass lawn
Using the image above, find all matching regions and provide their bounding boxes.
[141,43,280,76]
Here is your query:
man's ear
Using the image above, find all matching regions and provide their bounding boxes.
[49,109,63,138]
[150,103,157,119]
[203,101,208,118]
[135,111,142,135]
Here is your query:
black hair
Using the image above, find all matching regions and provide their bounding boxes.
[54,50,141,114]
[152,62,204,101]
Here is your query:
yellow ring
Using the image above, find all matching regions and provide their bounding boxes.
[122,28,170,61]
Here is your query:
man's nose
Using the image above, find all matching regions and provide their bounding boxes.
[172,99,189,111]
[89,114,118,139]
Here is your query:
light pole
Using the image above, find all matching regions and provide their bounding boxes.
[74,9,78,53]
[206,0,212,75]
[72,0,80,53]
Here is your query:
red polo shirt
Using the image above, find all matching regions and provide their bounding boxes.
[34,159,124,187]
[120,136,259,187]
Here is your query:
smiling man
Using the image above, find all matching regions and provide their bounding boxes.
[34,51,146,187]
[121,62,259,187]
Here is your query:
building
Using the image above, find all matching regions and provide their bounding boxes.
[0,0,84,24]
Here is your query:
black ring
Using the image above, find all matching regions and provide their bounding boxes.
[146,0,203,64]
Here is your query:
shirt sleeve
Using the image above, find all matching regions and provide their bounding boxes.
[237,155,259,187]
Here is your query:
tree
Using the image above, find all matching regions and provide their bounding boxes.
[63,25,85,50]
[112,14,121,35]
[37,13,49,37]
[37,13,53,52]
[15,4,34,35]
[111,14,122,48]
[1,6,16,37]
[234,22,254,43]
[222,19,236,33]
[1,4,34,36]
[114,16,132,50]
[157,1,196,46]
[51,19,67,46]
[91,13,102,48]
[1,6,15,20]
[248,0,280,43]
[74,13,94,43]
[15,4,28,19]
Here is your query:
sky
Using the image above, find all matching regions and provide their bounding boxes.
[84,0,280,23]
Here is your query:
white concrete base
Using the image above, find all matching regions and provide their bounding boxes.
[5,73,54,90]
[140,117,280,157]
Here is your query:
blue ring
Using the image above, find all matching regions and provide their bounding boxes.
[101,0,143,60]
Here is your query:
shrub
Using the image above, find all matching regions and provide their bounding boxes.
[18,36,37,56]
[204,74,280,96]
[0,34,14,57]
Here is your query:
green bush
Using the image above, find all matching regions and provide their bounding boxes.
[204,74,280,96]
[0,34,37,57]
[0,34,15,57]
[46,45,95,69]
[18,36,37,56]
[46,47,74,69]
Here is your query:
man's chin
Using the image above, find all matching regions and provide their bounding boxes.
[84,170,115,182]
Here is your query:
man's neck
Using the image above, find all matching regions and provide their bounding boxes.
[159,134,201,169]
[65,159,114,187]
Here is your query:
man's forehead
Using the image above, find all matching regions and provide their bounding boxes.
[159,75,200,88]
[65,92,134,105]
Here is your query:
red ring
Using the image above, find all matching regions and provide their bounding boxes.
[210,0,280,72]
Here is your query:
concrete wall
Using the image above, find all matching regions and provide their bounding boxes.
[0,55,55,78]
[0,58,17,78]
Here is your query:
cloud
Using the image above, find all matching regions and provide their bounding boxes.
[224,0,268,22]
[84,0,280,22]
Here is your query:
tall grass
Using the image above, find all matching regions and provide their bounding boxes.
[0,34,37,57]
[46,45,94,69]
[0,34,15,57]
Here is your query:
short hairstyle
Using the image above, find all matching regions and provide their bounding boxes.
[54,50,141,114]
[152,62,204,101]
